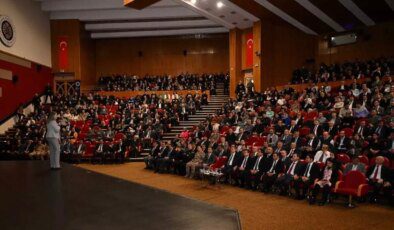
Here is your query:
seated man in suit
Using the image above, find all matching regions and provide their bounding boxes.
[344,156,366,175]
[114,139,127,162]
[334,130,351,153]
[235,149,254,188]
[366,156,391,203]
[260,152,283,193]
[223,145,241,184]
[247,148,265,190]
[267,128,279,147]
[293,154,320,200]
[324,120,338,137]
[157,143,175,173]
[202,146,216,169]
[144,141,159,169]
[154,141,168,172]
[275,153,303,195]
[301,133,321,158]
[280,129,292,148]
[61,139,73,161]
[287,142,299,158]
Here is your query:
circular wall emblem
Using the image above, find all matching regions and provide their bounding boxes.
[0,15,16,47]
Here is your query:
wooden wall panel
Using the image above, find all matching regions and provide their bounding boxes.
[95,34,229,79]
[253,21,262,92]
[261,21,316,90]
[316,21,394,65]
[229,29,242,98]
[79,22,96,86]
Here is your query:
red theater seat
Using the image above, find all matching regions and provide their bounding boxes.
[334,171,369,208]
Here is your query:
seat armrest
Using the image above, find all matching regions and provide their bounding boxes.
[334,181,344,192]
[357,184,370,197]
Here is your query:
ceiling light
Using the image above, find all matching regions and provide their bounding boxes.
[217,1,224,8]
[190,0,197,4]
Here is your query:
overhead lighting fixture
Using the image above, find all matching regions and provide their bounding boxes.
[217,1,224,8]
[190,0,197,4]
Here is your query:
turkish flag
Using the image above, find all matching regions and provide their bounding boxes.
[58,36,68,71]
[245,32,253,68]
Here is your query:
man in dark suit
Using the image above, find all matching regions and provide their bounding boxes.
[247,149,265,190]
[280,129,292,148]
[226,128,237,145]
[311,120,324,137]
[354,120,371,139]
[287,142,299,158]
[334,130,351,153]
[236,149,254,188]
[291,131,303,149]
[157,144,175,173]
[260,152,283,193]
[203,146,216,168]
[366,156,391,203]
[223,145,241,184]
[235,128,247,144]
[302,133,321,158]
[288,120,299,134]
[144,141,159,169]
[293,154,320,199]
[154,141,168,172]
[275,153,303,195]
[324,120,338,137]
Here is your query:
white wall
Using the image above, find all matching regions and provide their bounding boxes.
[0,0,51,67]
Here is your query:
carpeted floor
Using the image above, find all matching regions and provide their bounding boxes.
[78,162,394,230]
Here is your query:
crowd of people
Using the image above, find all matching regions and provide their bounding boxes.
[291,57,393,84]
[144,74,394,206]
[0,88,211,163]
[0,66,393,207]
[98,73,230,95]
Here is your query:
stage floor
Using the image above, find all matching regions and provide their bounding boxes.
[0,161,240,230]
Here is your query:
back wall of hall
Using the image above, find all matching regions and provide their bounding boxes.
[95,34,229,78]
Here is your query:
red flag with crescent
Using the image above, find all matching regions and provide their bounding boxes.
[58,36,68,71]
[246,32,253,68]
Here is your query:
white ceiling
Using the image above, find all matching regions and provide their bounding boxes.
[36,0,259,39]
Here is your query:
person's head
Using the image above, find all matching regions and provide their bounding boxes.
[266,147,273,154]
[48,112,57,121]
[326,158,334,168]
[277,141,283,148]
[257,148,263,157]
[272,152,279,160]
[290,142,296,150]
[208,147,213,154]
[291,153,299,162]
[352,156,360,165]
[322,132,329,139]
[293,131,299,138]
[290,120,296,126]
[280,150,287,158]
[314,120,320,126]
[243,149,249,157]
[284,129,290,136]
[375,156,385,165]
[269,128,274,134]
[360,120,366,126]
[230,145,236,153]
[322,144,329,151]
[305,154,313,163]
[339,130,345,138]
